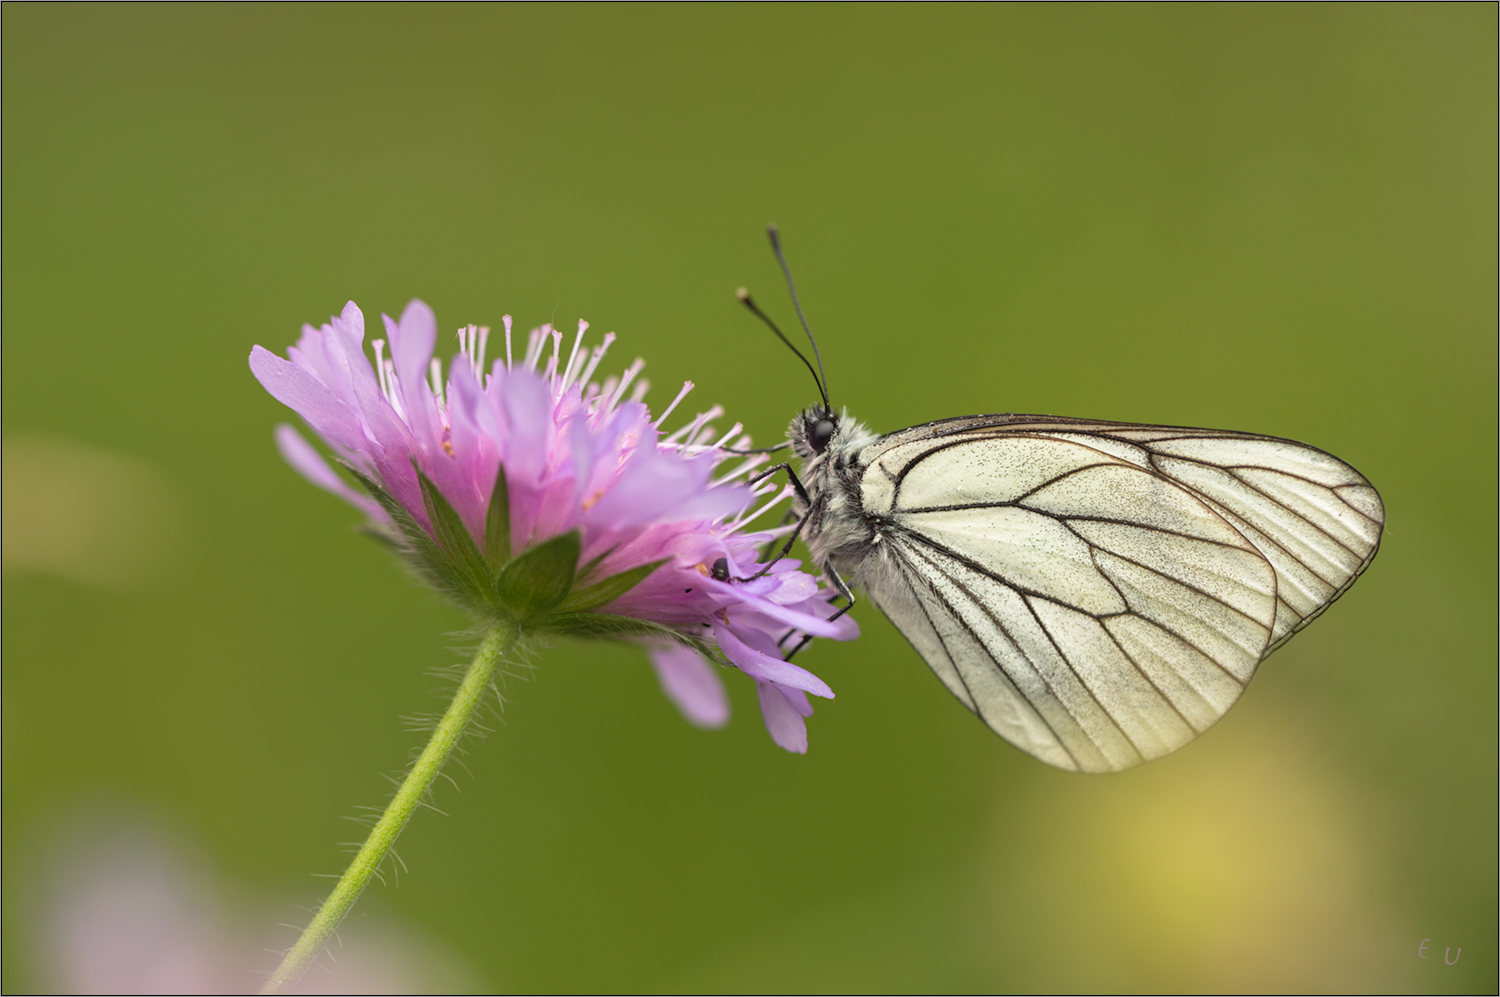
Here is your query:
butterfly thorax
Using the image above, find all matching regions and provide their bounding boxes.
[788,407,882,574]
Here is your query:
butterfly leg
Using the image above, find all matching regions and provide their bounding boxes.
[747,461,809,504]
[820,561,857,622]
[737,463,815,581]
[783,561,856,661]
[720,442,792,456]
[736,510,811,581]
[759,508,800,562]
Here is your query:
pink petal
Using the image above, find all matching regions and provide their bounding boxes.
[714,625,834,699]
[386,300,437,404]
[248,347,368,453]
[332,300,367,350]
[781,684,814,717]
[756,681,808,753]
[761,571,819,605]
[711,588,852,639]
[273,424,385,519]
[648,646,730,729]
[501,368,555,481]
[383,301,439,445]
[785,597,861,641]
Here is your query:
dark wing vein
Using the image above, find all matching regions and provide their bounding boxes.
[899,536,1138,760]
[854,413,1382,772]
[886,542,1082,766]
[1146,451,1367,565]
[890,539,1094,769]
[1019,588,1149,762]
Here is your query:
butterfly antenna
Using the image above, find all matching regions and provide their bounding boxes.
[736,287,831,411]
[766,224,831,410]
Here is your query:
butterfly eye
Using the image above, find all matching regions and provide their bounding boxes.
[810,419,836,454]
[710,557,730,582]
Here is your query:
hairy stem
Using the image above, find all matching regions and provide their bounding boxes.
[260,621,515,994]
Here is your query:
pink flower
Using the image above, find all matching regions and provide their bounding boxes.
[250,300,856,752]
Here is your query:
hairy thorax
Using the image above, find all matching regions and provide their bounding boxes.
[789,408,882,577]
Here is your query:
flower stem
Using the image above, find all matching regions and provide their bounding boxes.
[260,621,516,994]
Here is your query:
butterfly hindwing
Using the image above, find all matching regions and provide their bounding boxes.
[846,417,1383,773]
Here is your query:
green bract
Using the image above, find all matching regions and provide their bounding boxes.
[347,459,693,646]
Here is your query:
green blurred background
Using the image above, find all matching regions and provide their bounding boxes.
[3,5,1494,993]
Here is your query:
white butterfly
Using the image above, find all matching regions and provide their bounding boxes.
[739,229,1385,772]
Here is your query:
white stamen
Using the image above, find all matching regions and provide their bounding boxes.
[548,327,562,382]
[744,479,783,506]
[711,452,770,486]
[523,327,545,371]
[429,358,446,406]
[710,422,744,451]
[559,319,588,393]
[663,405,723,444]
[477,326,490,376]
[737,484,794,528]
[653,381,694,428]
[459,324,476,370]
[503,316,514,371]
[629,378,650,403]
[372,339,390,400]
[598,376,620,405]
[605,358,645,411]
[384,360,407,419]
[577,332,615,390]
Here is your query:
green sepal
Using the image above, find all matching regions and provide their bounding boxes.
[345,465,470,602]
[483,463,511,572]
[416,466,497,609]
[555,559,666,614]
[574,547,613,588]
[496,530,580,620]
[529,611,714,653]
[355,523,403,552]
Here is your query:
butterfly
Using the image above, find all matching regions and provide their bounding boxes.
[736,227,1385,772]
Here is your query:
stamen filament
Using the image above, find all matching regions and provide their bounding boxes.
[372,340,389,399]
[559,320,589,393]
[737,484,794,528]
[653,380,695,429]
[663,405,724,445]
[606,359,645,411]
[577,333,616,390]
[710,422,745,451]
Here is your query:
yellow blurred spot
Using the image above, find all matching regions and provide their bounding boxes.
[3,436,178,589]
[975,710,1408,990]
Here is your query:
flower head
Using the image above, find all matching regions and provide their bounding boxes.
[250,300,856,752]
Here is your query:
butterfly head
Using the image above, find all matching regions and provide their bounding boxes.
[791,406,876,467]
[806,408,838,455]
[791,406,839,461]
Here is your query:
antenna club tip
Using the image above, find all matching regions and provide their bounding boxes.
[735,286,751,302]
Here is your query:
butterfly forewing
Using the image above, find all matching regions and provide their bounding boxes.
[846,416,1383,773]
